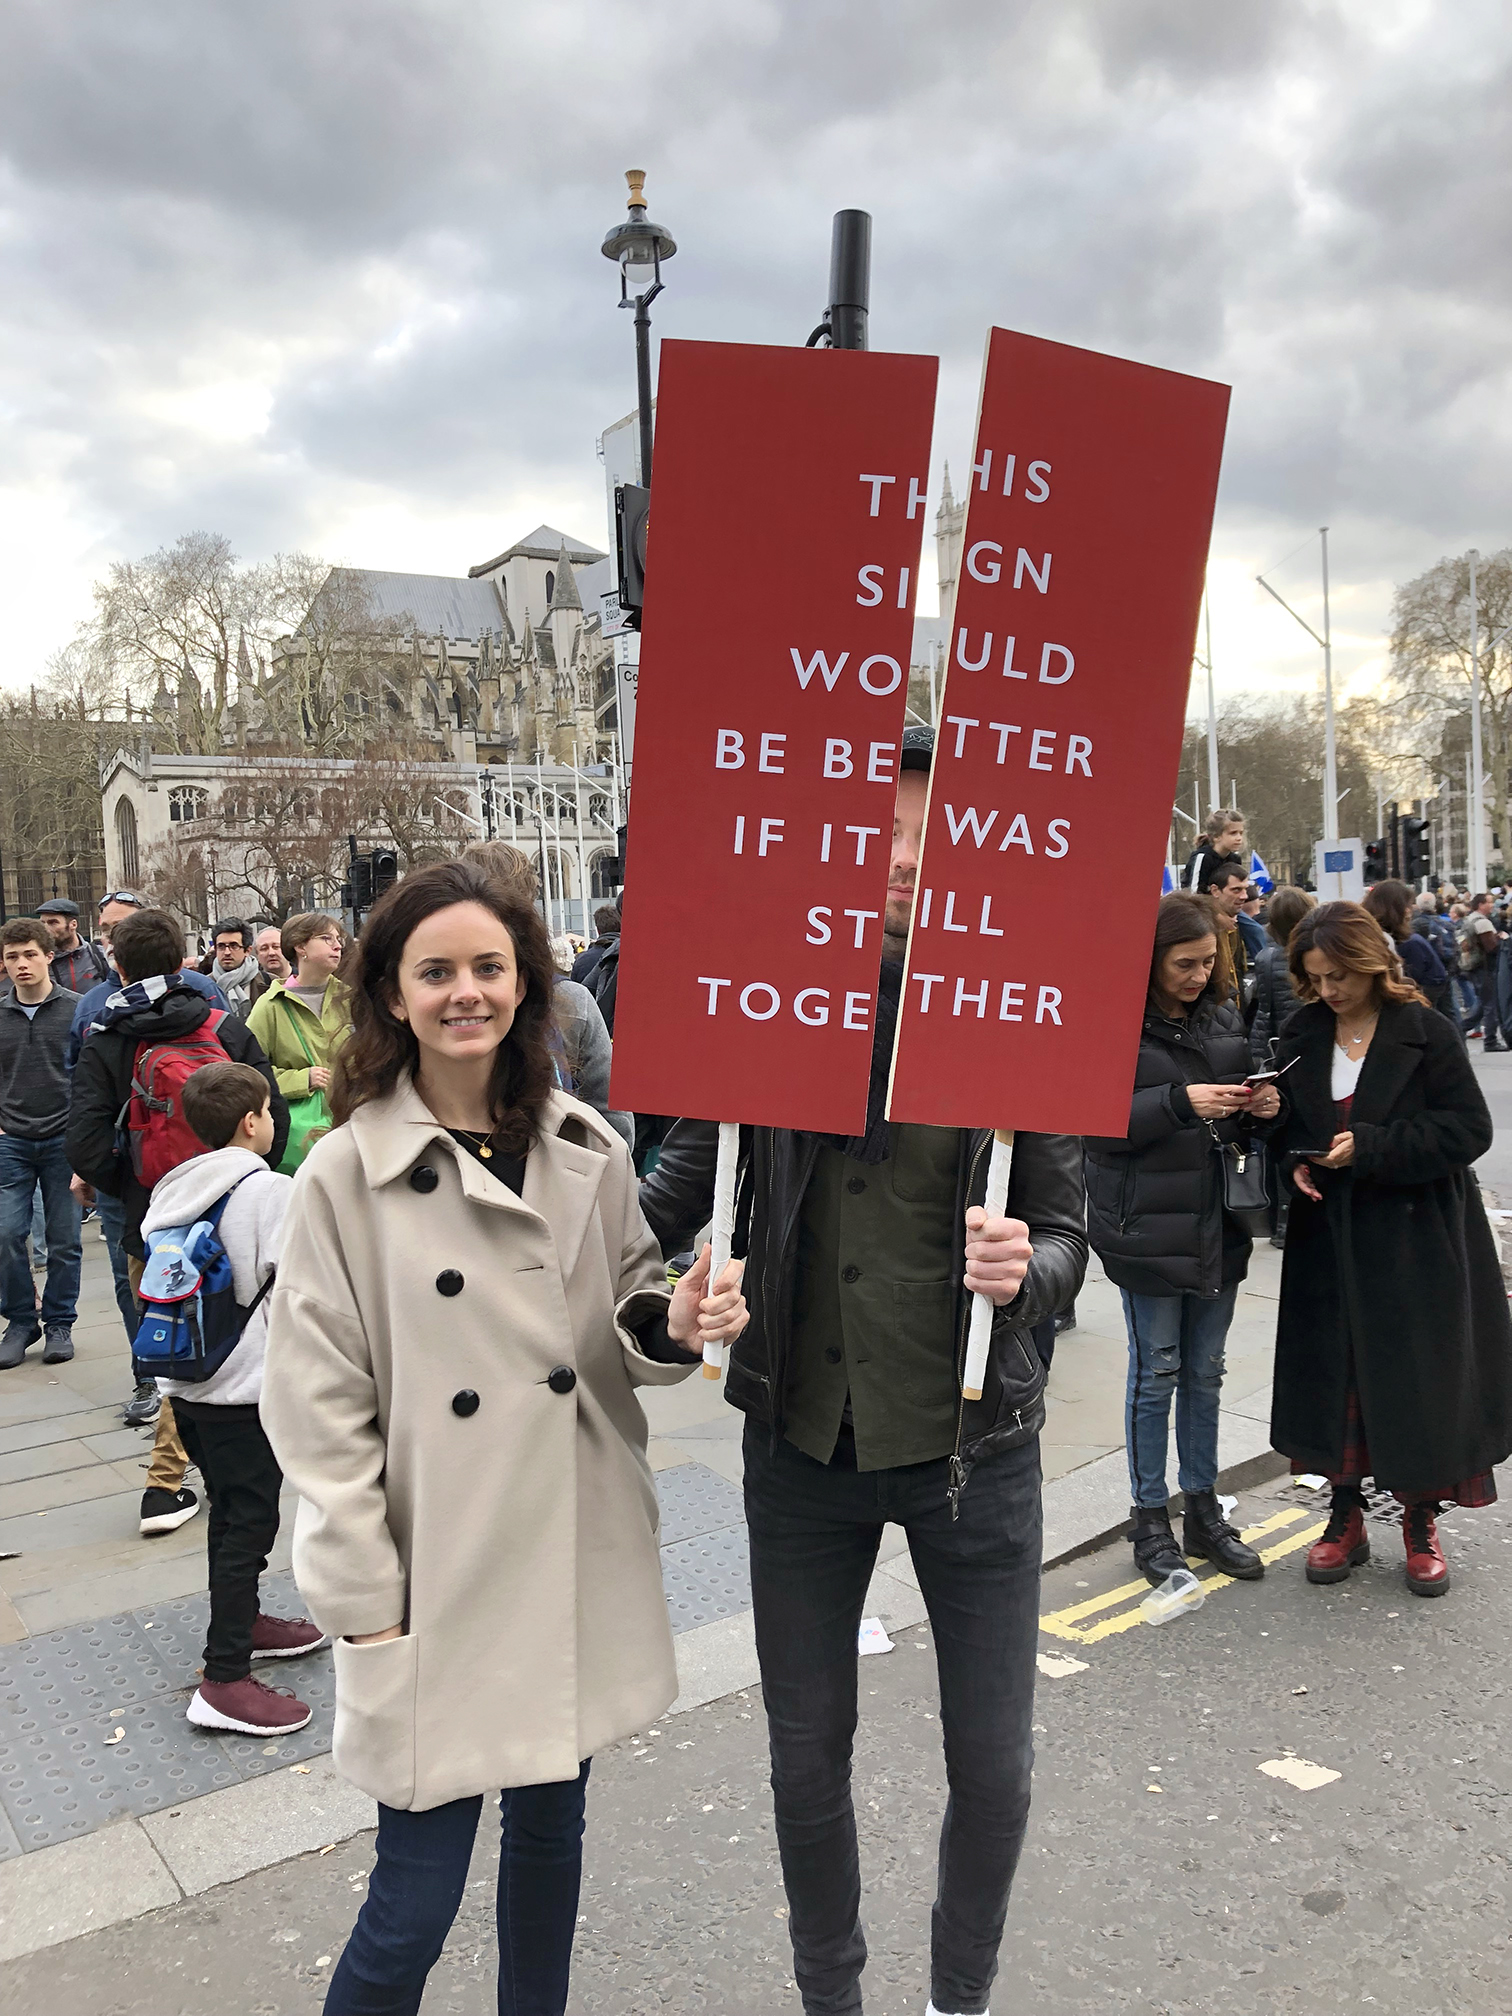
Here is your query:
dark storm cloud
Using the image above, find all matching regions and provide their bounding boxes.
[1,0,1507,677]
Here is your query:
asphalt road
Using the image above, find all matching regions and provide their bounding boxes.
[1473,1045,1512,1202]
[10,1467,1511,2016]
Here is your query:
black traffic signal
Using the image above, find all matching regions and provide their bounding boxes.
[1363,838,1387,884]
[349,854,375,910]
[372,848,399,899]
[1400,816,1429,882]
[615,483,650,627]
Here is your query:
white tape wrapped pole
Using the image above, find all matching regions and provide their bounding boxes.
[703,1122,740,1379]
[962,1129,1015,1403]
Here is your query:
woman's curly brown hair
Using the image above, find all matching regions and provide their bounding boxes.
[329,858,559,1152]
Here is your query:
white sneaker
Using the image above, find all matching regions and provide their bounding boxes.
[926,2004,986,2016]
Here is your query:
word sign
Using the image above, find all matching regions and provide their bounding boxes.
[888,328,1229,1135]
[611,338,937,1132]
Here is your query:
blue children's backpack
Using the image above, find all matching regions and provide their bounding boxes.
[131,1184,275,1385]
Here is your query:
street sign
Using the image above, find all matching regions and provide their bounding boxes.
[609,337,938,1132]
[1315,839,1365,901]
[887,327,1230,1136]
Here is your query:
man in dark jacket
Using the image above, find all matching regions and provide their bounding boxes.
[67,909,289,1540]
[36,896,111,994]
[0,920,81,1368]
[570,902,620,987]
[639,725,1085,2016]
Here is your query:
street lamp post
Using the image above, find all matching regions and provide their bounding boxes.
[1470,550,1486,895]
[1257,527,1338,843]
[601,170,677,487]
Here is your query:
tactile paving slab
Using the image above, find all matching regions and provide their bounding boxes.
[654,1462,745,1547]
[0,1567,334,1856]
[661,1526,753,1633]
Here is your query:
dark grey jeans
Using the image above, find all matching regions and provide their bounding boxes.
[743,1421,1042,2016]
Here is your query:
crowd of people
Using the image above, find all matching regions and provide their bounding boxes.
[0,750,1509,2015]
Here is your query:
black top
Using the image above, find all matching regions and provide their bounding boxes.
[447,1129,527,1195]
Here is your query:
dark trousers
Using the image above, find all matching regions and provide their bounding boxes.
[743,1422,1042,2016]
[95,1190,140,1345]
[325,1764,591,2016]
[171,1401,282,1683]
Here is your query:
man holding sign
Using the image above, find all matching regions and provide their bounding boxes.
[643,723,1086,2016]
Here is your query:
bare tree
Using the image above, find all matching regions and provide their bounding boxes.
[88,532,273,752]
[1171,693,1376,888]
[1383,549,1512,867]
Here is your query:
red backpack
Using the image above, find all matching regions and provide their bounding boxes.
[125,1010,232,1187]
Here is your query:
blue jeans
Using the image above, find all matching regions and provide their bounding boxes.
[744,1423,1042,2016]
[94,1191,140,1345]
[1120,1285,1239,1507]
[0,1136,81,1327]
[324,1764,590,2016]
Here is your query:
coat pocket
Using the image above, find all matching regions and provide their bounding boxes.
[332,1633,419,1811]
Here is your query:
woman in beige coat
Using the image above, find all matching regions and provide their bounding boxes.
[261,859,746,2016]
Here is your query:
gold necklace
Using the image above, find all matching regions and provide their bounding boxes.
[454,1125,495,1160]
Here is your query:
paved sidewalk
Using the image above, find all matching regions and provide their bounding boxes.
[0,1221,1286,1956]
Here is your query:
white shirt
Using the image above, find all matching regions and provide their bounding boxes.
[1331,1046,1366,1100]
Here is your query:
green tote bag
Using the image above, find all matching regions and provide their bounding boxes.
[277,1001,330,1174]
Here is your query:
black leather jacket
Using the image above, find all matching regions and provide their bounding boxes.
[639,1120,1086,1506]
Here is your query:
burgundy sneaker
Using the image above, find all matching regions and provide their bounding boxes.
[1403,1502,1450,1596]
[251,1611,329,1660]
[188,1676,312,1735]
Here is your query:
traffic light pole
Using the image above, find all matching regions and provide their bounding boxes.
[1470,550,1486,897]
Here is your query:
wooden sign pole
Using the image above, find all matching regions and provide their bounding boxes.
[703,1122,740,1378]
[961,1128,1014,1401]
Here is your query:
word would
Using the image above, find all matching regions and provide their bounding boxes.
[954,633,1071,680]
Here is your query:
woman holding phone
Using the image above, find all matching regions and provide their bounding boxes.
[1272,900,1512,1595]
[1084,893,1280,1589]
[261,860,747,2015]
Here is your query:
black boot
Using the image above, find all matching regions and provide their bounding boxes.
[1130,1504,1187,1587]
[1182,1490,1264,1579]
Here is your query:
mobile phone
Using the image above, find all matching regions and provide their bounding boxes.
[1243,1057,1298,1088]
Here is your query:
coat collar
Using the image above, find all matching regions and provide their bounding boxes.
[346,1081,610,1281]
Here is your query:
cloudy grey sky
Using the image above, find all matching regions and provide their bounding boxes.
[3,0,1508,709]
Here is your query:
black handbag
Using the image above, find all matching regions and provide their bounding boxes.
[1207,1121,1272,1238]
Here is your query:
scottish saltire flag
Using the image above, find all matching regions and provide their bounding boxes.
[1250,849,1274,894]
[1162,864,1178,893]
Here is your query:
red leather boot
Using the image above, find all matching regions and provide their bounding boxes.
[1403,1501,1450,1596]
[1306,1490,1370,1583]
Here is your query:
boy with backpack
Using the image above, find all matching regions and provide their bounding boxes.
[137,1060,324,1735]
[66,909,289,1537]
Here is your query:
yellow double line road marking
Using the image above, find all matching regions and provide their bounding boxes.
[1040,1508,1328,1644]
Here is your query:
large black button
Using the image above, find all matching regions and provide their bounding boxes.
[547,1365,577,1395]
[436,1269,464,1297]
[451,1389,479,1417]
[410,1165,438,1193]
[824,1346,842,1365]
[841,1264,861,1284]
[846,1177,867,1195]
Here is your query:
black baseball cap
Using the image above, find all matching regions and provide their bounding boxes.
[899,724,935,773]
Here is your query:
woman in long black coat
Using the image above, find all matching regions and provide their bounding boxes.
[1273,901,1512,1596]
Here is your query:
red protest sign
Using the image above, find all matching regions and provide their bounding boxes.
[887,328,1229,1136]
[609,338,938,1133]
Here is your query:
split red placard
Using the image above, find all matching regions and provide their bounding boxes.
[887,329,1230,1136]
[610,338,938,1133]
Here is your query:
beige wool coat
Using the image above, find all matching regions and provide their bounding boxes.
[260,1080,696,1812]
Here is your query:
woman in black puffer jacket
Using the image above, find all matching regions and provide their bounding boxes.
[1084,893,1281,1589]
